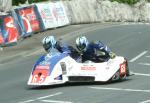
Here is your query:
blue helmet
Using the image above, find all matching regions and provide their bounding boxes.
[42,36,56,52]
[76,36,88,51]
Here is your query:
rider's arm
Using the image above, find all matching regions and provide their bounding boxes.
[94,41,116,58]
[56,41,71,54]
[96,41,111,53]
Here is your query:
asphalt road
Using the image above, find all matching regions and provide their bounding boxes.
[0,23,150,103]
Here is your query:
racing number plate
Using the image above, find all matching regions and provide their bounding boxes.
[120,63,126,75]
[31,66,49,84]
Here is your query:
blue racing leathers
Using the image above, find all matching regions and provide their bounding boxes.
[55,41,71,54]
[81,41,112,63]
[55,41,80,60]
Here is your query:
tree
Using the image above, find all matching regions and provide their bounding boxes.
[110,0,140,5]
[12,0,27,6]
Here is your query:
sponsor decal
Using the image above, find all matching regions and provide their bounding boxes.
[39,61,50,65]
[81,66,96,71]
[35,65,49,70]
[60,62,67,74]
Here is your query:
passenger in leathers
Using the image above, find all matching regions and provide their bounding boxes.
[42,35,79,59]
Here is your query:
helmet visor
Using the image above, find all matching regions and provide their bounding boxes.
[43,43,52,51]
[77,43,86,51]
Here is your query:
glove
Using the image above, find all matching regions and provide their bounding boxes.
[109,52,116,59]
[96,51,105,56]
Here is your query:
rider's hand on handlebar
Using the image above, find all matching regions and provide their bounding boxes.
[109,52,116,59]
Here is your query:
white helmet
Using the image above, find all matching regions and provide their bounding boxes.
[42,36,56,52]
[76,36,88,51]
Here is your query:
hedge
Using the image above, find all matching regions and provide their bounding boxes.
[12,0,150,6]
[110,0,140,5]
[12,0,49,6]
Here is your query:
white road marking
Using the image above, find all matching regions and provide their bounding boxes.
[18,92,62,103]
[89,87,150,93]
[41,100,73,103]
[132,72,150,77]
[146,56,150,58]
[37,92,62,100]
[129,51,148,62]
[18,100,35,103]
[0,47,3,51]
[23,49,44,57]
[139,99,150,103]
[139,63,150,66]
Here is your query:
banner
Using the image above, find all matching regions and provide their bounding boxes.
[0,14,19,45]
[15,5,41,37]
[52,2,70,27]
[0,27,4,44]
[36,3,57,29]
[3,16,19,43]
[11,10,24,38]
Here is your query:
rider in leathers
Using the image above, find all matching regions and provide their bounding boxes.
[75,36,116,63]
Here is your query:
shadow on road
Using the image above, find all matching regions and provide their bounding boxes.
[26,78,133,90]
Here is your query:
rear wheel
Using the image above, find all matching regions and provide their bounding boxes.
[110,58,129,82]
[120,73,127,80]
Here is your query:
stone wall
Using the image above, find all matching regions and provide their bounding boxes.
[63,0,150,23]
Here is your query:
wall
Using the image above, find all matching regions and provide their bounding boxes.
[63,0,150,23]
